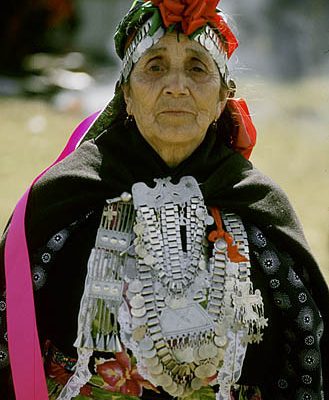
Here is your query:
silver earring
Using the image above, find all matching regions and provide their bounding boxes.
[125,114,134,128]
[228,79,236,98]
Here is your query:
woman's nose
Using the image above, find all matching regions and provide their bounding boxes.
[163,70,190,97]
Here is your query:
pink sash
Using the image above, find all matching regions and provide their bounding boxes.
[4,112,99,400]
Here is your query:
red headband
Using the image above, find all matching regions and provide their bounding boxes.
[149,0,238,57]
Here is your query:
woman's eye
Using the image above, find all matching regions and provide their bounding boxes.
[190,66,206,73]
[148,64,163,72]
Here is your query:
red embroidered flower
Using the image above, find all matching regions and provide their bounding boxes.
[250,395,262,400]
[45,358,92,396]
[148,0,238,57]
[96,350,158,396]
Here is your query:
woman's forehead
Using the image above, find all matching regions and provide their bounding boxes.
[142,32,214,62]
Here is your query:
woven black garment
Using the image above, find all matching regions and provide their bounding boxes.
[0,120,328,399]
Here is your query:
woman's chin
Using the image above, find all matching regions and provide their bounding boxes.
[156,130,205,146]
[154,122,206,143]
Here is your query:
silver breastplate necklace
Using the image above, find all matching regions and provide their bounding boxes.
[57,176,267,400]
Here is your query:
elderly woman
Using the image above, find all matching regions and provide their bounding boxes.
[1,1,328,400]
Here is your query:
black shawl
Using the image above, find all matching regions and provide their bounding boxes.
[1,120,328,399]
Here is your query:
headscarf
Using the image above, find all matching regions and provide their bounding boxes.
[80,0,256,159]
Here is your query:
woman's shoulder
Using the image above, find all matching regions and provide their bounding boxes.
[33,139,103,189]
[25,139,108,250]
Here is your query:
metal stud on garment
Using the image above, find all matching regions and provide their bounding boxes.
[120,20,165,83]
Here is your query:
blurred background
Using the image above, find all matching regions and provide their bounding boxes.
[0,0,328,281]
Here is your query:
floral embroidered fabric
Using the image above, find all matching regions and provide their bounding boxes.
[45,341,158,399]
[44,341,262,400]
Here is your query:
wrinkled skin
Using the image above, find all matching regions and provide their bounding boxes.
[123,32,227,167]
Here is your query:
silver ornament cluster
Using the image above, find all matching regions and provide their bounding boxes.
[57,177,267,400]
[124,177,267,399]
[57,198,137,399]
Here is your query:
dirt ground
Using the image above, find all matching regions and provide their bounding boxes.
[0,76,328,282]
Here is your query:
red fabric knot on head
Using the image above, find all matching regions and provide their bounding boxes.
[147,0,238,57]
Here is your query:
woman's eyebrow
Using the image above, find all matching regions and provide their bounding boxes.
[143,47,167,57]
[185,48,211,63]
[143,47,209,62]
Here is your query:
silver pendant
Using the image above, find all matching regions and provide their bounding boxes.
[160,303,215,340]
[132,176,203,209]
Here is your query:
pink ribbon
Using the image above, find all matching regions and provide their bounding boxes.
[4,111,99,400]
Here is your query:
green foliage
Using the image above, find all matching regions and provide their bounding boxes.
[182,386,216,400]
[149,10,163,36]
[89,374,106,388]
[90,387,139,400]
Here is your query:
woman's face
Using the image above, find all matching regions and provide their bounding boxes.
[123,32,226,156]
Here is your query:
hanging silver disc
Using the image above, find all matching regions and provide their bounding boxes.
[139,336,154,351]
[130,294,145,309]
[131,306,146,318]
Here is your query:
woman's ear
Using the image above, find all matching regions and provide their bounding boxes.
[215,82,230,120]
[220,98,228,114]
[215,97,228,120]
[122,84,132,115]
